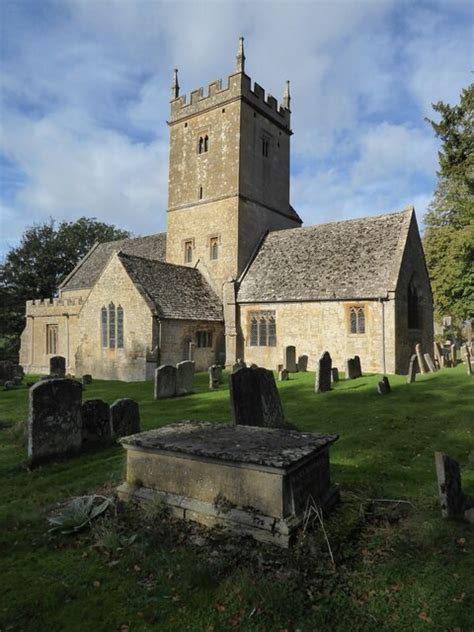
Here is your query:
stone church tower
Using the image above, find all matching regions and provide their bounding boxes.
[165,38,302,296]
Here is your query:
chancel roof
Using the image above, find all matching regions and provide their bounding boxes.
[237,208,414,303]
[118,254,223,321]
[60,233,167,291]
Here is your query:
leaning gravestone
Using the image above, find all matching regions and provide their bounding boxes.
[154,365,177,399]
[49,355,66,378]
[434,452,465,518]
[415,343,426,374]
[407,354,417,383]
[81,399,111,448]
[345,357,359,379]
[434,342,443,368]
[278,369,289,381]
[463,345,472,376]
[377,376,391,395]
[331,367,339,383]
[424,353,436,373]
[285,346,297,372]
[208,365,221,389]
[176,361,194,396]
[110,398,140,438]
[450,343,457,367]
[28,378,82,464]
[229,367,285,428]
[297,355,308,372]
[315,351,332,393]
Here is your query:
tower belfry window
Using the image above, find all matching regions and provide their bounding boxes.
[262,136,269,157]
[204,135,209,152]
[198,135,209,154]
[408,279,421,329]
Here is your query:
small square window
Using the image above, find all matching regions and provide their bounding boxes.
[197,331,213,348]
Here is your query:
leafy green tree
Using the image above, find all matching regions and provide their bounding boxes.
[423,83,474,323]
[0,217,131,359]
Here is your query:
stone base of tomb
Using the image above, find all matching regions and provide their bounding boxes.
[117,420,339,547]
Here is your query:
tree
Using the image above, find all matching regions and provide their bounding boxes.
[423,83,474,323]
[0,217,131,360]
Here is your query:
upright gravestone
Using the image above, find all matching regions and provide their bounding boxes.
[28,378,82,464]
[434,452,465,518]
[49,356,66,378]
[208,365,221,389]
[407,354,417,383]
[377,376,391,395]
[285,346,297,372]
[463,345,472,376]
[81,399,111,448]
[278,368,289,381]
[229,367,285,428]
[331,367,339,383]
[110,398,140,438]
[315,351,332,393]
[434,342,443,368]
[176,361,194,396]
[424,353,436,373]
[154,365,177,399]
[353,355,362,378]
[345,358,356,379]
[297,355,308,372]
[82,374,93,385]
[450,344,457,367]
[415,344,426,374]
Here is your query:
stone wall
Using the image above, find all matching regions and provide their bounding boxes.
[75,254,154,381]
[159,319,225,372]
[238,299,397,374]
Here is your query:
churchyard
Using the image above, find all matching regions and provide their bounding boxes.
[0,366,473,631]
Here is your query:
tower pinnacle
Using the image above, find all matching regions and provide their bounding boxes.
[283,80,291,111]
[236,36,245,73]
[171,68,180,100]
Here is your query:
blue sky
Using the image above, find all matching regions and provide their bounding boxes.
[0,0,472,258]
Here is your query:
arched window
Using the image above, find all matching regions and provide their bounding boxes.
[184,240,193,263]
[210,237,218,260]
[349,306,366,334]
[117,305,124,348]
[268,317,276,346]
[204,135,209,152]
[108,302,116,348]
[198,137,204,154]
[408,280,421,329]
[258,317,267,346]
[101,307,108,347]
[250,317,258,346]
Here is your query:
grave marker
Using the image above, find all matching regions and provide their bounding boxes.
[230,367,285,428]
[424,353,436,373]
[434,452,465,518]
[81,399,111,448]
[110,398,140,438]
[415,343,426,374]
[176,361,194,395]
[154,365,177,399]
[407,354,417,383]
[297,355,308,372]
[285,346,297,372]
[49,356,66,378]
[315,351,332,393]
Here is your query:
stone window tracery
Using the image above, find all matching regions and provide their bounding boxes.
[408,279,421,329]
[101,304,124,349]
[248,311,276,346]
[46,324,58,354]
[349,306,366,334]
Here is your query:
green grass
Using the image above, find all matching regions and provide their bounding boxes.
[0,367,473,631]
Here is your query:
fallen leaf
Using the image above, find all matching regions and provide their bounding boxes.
[418,612,432,623]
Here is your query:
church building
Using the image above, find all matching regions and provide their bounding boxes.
[19,38,433,380]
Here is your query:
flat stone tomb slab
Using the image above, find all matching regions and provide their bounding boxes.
[118,421,339,547]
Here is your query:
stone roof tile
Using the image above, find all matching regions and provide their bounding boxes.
[237,208,412,302]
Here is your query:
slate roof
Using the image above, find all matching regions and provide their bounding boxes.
[237,208,413,302]
[118,253,223,321]
[60,233,167,291]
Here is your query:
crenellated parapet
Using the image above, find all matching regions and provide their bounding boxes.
[26,297,83,317]
[170,72,291,131]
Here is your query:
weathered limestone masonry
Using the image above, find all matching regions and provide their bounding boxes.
[20,296,84,375]
[117,421,339,547]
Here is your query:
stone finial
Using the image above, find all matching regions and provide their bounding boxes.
[236,36,245,73]
[171,68,180,100]
[283,80,291,110]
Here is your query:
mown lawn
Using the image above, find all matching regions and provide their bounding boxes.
[0,366,473,631]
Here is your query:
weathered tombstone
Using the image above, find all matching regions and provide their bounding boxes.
[154,365,177,399]
[49,355,66,378]
[229,367,285,428]
[463,345,472,376]
[345,358,356,379]
[297,355,308,372]
[0,360,14,384]
[278,369,289,381]
[13,364,24,381]
[434,452,465,518]
[285,346,297,372]
[415,343,426,374]
[424,353,436,373]
[176,360,194,396]
[407,354,417,383]
[28,378,82,464]
[353,355,362,378]
[12,376,23,386]
[81,399,111,448]
[450,343,457,367]
[236,358,246,368]
[331,367,339,383]
[110,398,140,438]
[208,365,220,389]
[82,374,93,385]
[434,342,443,368]
[315,351,332,393]
[377,376,391,395]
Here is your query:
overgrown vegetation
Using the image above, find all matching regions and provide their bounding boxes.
[0,368,473,631]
